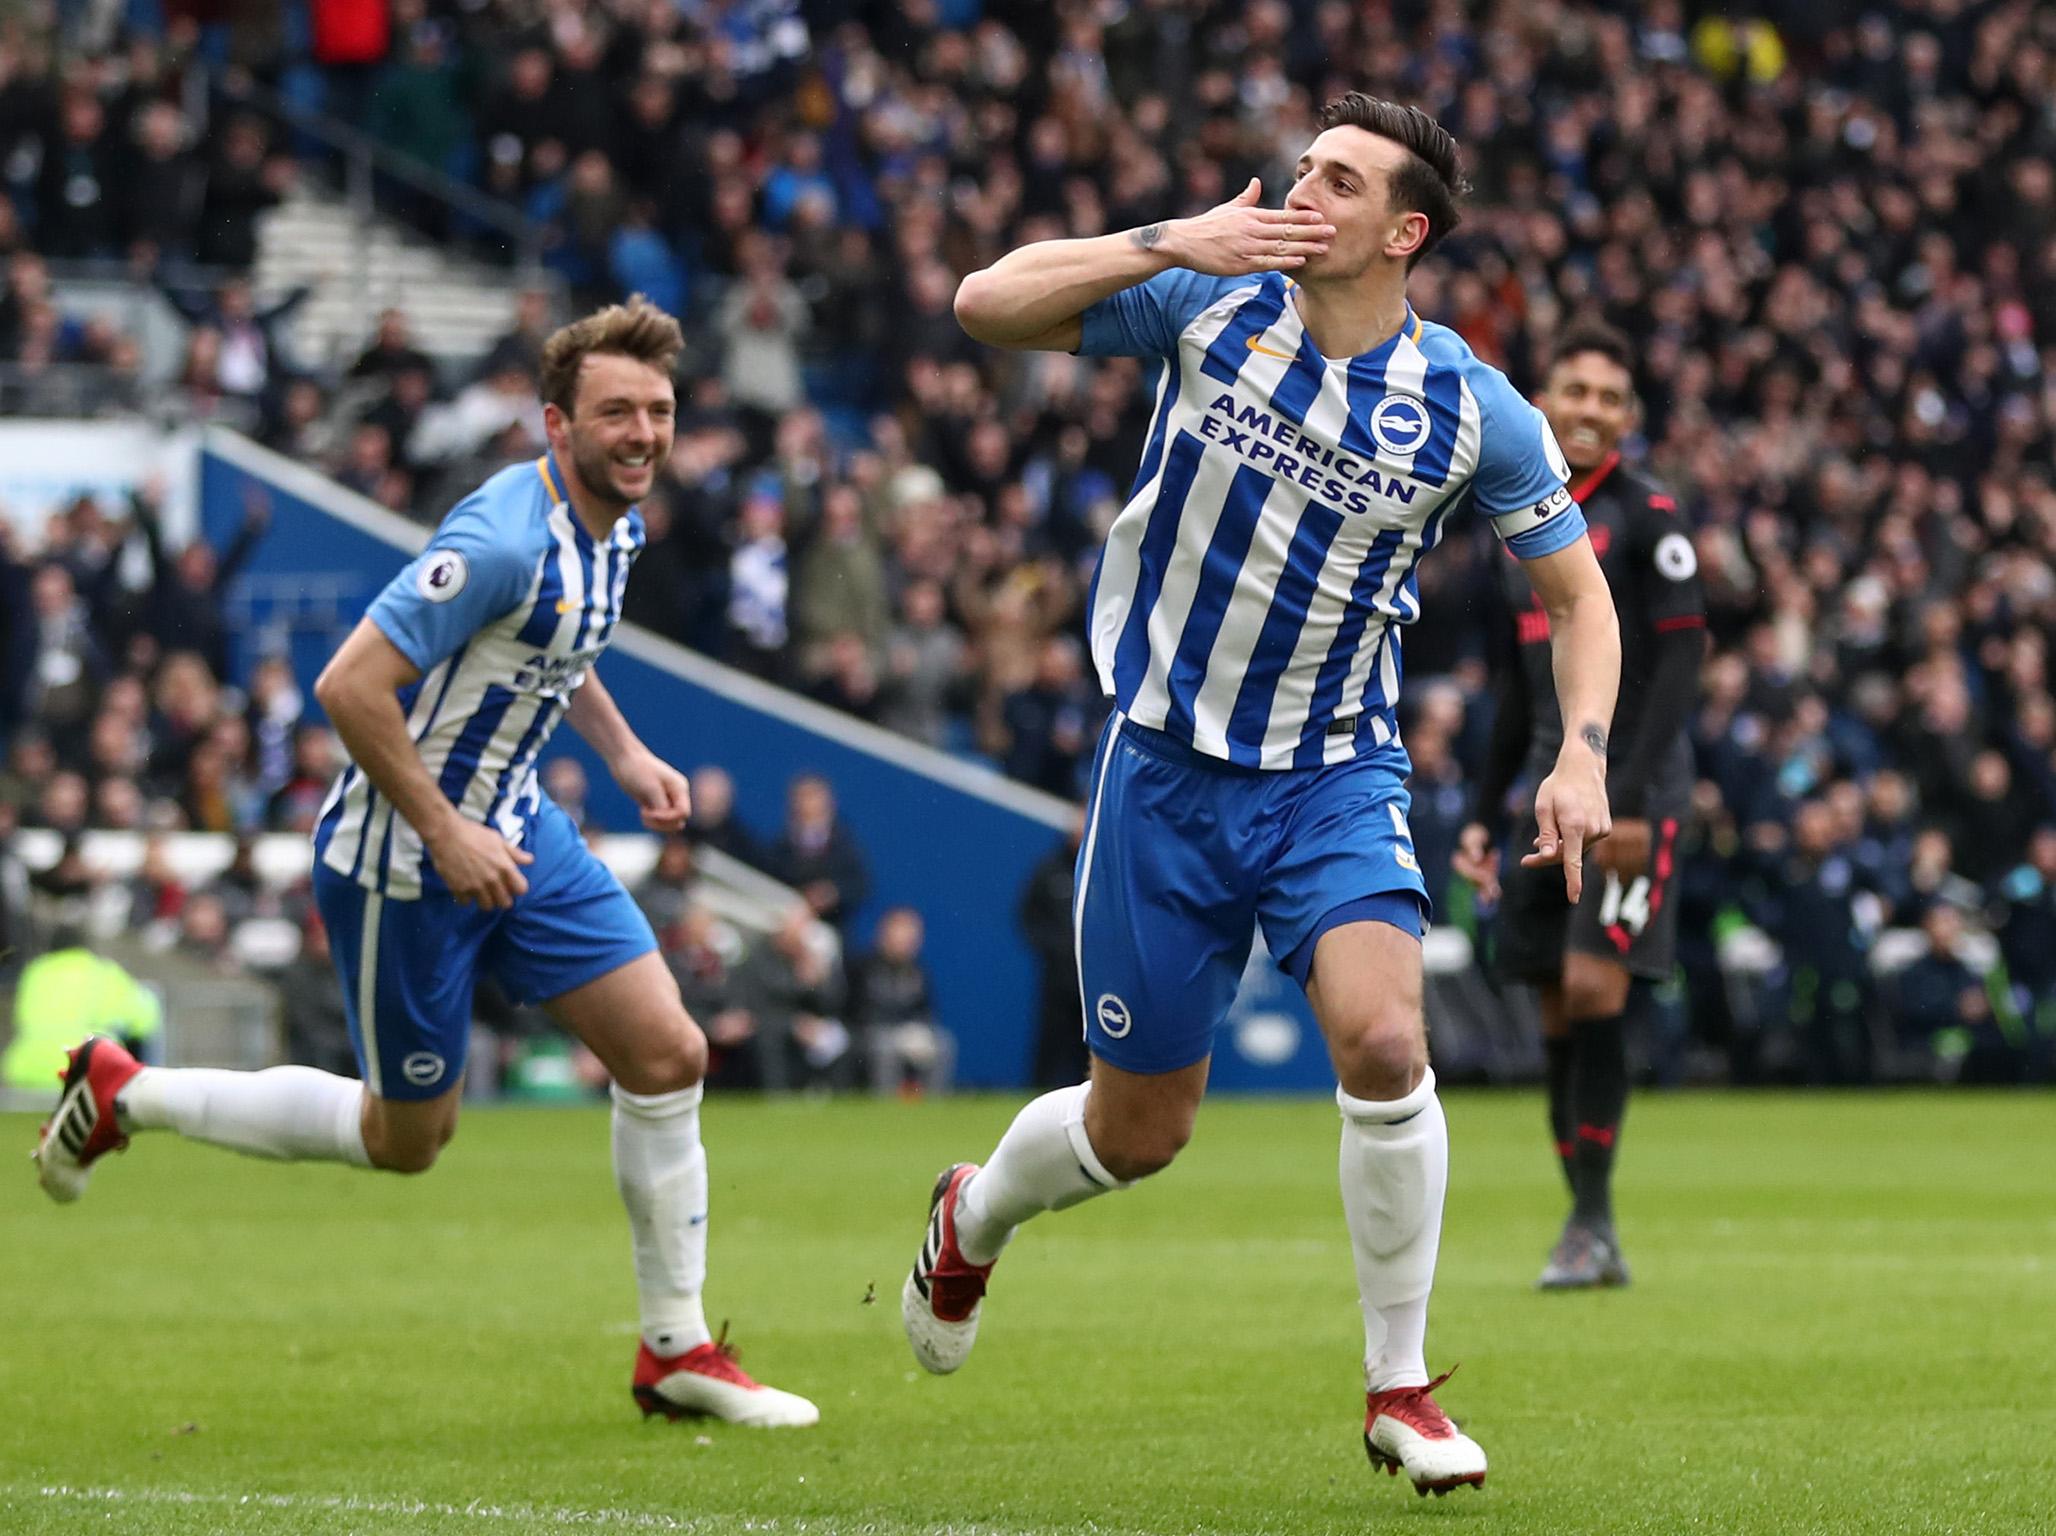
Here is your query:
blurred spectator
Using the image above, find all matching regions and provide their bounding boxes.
[1890,900,2023,1084]
[267,724,339,833]
[880,578,969,749]
[1,927,162,1094]
[277,916,356,1078]
[1020,813,1087,1088]
[540,756,589,829]
[714,233,807,446]
[176,889,239,973]
[851,905,952,1098]
[195,114,292,269]
[633,835,702,935]
[730,901,850,1094]
[792,483,890,667]
[22,563,108,755]
[1746,800,1879,1085]
[155,278,310,406]
[1991,826,2056,1069]
[683,764,768,869]
[133,484,270,684]
[725,482,790,678]
[348,309,435,385]
[767,772,869,932]
[999,635,1096,798]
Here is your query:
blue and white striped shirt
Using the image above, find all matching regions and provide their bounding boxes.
[1079,269,1584,770]
[314,453,643,899]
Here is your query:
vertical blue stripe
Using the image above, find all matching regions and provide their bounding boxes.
[1198,280,1288,386]
[373,793,404,889]
[1159,464,1274,743]
[595,527,638,647]
[484,699,560,830]
[517,545,564,646]
[410,642,470,743]
[436,683,519,802]
[1356,496,1461,720]
[1220,501,1346,765]
[1112,432,1207,703]
[1092,362,1183,638]
[346,786,379,881]
[313,764,356,853]
[1267,336,1326,427]
[1291,527,1409,768]
[570,531,600,652]
[1410,359,1464,487]
[1123,360,1183,507]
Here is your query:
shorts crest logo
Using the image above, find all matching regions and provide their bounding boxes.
[416,552,469,603]
[1368,395,1431,457]
[1095,993,1133,1039]
[402,1052,446,1087]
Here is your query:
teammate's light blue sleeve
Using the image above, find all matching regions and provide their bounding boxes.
[366,493,537,673]
[1468,365,1587,560]
[1078,269,1248,359]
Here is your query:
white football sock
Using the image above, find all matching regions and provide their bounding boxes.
[954,1083,1128,1266]
[117,1066,370,1166]
[612,1081,713,1357]
[1337,1067,1448,1393]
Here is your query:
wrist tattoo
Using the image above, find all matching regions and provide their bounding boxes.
[1581,724,1608,759]
[1133,223,1165,250]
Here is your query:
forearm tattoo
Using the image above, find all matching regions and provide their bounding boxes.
[1581,724,1608,759]
[1133,223,1165,250]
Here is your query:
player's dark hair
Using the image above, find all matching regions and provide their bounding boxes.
[538,294,683,416]
[1549,319,1637,381]
[1316,93,1469,269]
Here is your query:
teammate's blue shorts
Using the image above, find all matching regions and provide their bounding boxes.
[1075,712,1430,1075]
[312,799,656,1100]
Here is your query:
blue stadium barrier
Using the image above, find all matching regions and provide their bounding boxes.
[196,429,1336,1092]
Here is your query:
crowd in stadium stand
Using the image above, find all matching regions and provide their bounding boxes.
[3,0,2055,1082]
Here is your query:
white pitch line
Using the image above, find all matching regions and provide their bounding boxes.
[5,1484,1144,1536]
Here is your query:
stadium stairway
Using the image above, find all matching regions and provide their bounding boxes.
[253,185,530,370]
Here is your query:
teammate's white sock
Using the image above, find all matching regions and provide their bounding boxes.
[116,1066,371,1166]
[612,1081,713,1357]
[954,1083,1128,1265]
[1337,1067,1448,1393]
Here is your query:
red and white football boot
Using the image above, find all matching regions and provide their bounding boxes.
[632,1327,818,1428]
[33,1035,144,1204]
[901,1162,995,1374]
[1364,1369,1488,1496]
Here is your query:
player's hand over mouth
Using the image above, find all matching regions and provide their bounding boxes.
[1157,179,1334,276]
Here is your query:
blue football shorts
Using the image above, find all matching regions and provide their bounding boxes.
[1074,711,1429,1075]
[312,798,656,1099]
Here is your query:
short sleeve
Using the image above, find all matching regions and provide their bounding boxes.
[1468,366,1585,559]
[365,493,537,673]
[1632,486,1706,628]
[1078,269,1249,359]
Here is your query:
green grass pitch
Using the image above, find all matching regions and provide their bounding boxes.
[3,1091,2051,1534]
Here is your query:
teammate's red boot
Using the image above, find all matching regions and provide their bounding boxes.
[632,1329,818,1427]
[1364,1369,1488,1496]
[33,1036,144,1204]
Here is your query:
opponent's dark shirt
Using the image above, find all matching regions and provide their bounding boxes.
[1495,453,1704,800]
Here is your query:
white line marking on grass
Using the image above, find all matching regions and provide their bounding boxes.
[8,1485,1144,1536]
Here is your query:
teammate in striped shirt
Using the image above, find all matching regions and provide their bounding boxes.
[902,96,1621,1495]
[33,299,816,1429]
